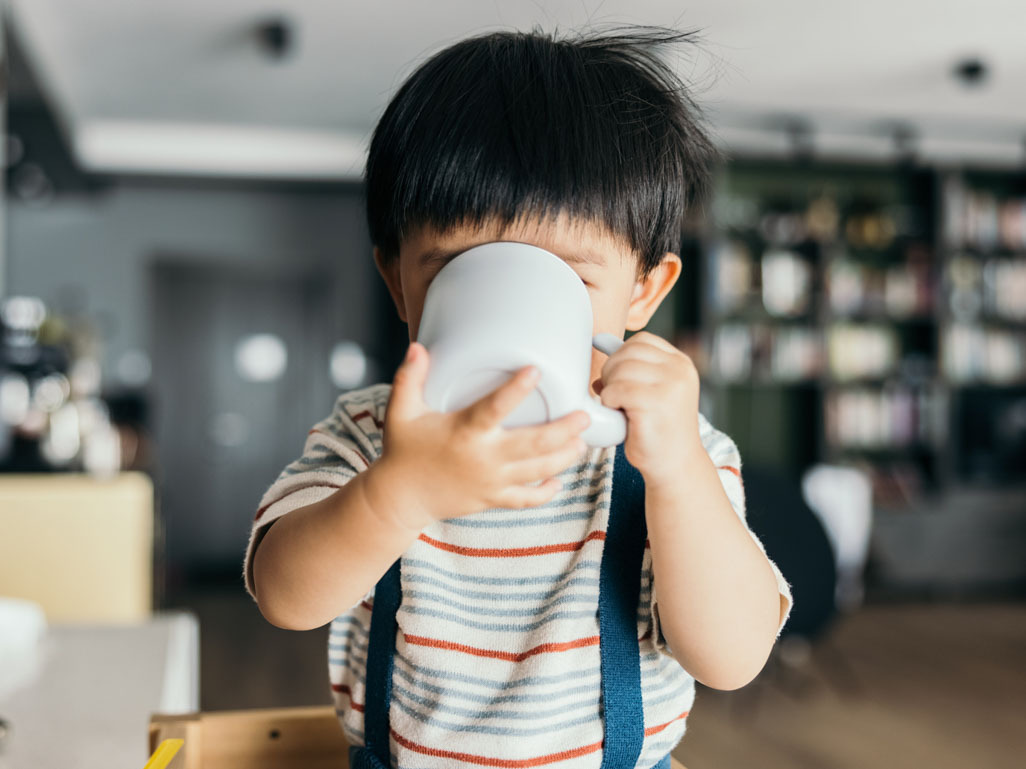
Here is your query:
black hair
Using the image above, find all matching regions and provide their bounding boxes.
[364,25,722,278]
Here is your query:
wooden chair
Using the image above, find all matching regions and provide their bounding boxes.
[150,706,688,768]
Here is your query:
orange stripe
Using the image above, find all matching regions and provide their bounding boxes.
[331,683,365,712]
[350,409,384,430]
[645,709,690,736]
[718,465,741,478]
[387,710,690,767]
[418,530,605,557]
[390,728,603,767]
[403,633,600,662]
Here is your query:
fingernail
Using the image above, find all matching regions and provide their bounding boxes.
[405,344,416,362]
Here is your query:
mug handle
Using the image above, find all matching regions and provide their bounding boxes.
[579,333,628,447]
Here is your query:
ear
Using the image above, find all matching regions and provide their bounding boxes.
[625,252,682,331]
[373,246,408,323]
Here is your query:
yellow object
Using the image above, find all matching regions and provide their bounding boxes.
[144,739,184,769]
[0,472,154,622]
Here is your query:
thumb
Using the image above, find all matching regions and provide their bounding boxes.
[387,342,429,422]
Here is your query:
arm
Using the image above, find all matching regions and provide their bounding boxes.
[593,331,789,691]
[251,342,591,631]
[645,438,784,691]
[252,457,422,631]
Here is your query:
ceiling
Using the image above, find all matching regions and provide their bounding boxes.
[7,0,1026,179]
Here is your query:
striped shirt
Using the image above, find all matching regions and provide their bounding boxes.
[244,383,793,768]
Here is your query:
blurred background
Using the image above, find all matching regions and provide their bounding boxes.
[0,2,1024,768]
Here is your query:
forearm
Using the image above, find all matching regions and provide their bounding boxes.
[644,441,781,690]
[252,459,424,631]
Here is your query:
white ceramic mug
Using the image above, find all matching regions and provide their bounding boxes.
[416,241,627,447]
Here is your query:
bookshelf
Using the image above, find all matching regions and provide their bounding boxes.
[938,169,1026,487]
[673,158,1026,594]
[694,159,941,500]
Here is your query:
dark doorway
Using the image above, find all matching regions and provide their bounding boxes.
[150,258,338,587]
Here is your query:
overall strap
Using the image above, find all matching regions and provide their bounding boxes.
[598,441,649,769]
[360,557,402,767]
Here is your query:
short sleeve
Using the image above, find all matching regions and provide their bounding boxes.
[647,412,793,650]
[242,384,391,601]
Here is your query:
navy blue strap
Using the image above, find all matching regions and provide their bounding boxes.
[597,442,648,769]
[360,556,402,768]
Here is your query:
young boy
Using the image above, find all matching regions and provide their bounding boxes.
[245,26,792,769]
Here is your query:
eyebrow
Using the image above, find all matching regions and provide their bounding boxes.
[418,243,606,268]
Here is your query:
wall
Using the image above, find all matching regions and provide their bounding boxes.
[4,179,392,384]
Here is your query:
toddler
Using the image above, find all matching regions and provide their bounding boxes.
[245,25,792,769]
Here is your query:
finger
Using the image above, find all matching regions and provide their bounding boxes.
[493,477,563,509]
[501,409,591,458]
[504,438,589,486]
[386,342,429,422]
[462,366,540,431]
[625,331,679,354]
[600,358,665,391]
[599,379,650,410]
[601,344,667,378]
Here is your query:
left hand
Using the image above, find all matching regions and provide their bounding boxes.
[593,331,704,485]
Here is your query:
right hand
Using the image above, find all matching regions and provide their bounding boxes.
[364,341,593,531]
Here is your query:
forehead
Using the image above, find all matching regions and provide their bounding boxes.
[400,214,637,274]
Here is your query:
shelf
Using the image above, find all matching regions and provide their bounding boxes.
[827,313,935,325]
[702,162,1023,492]
[710,310,817,325]
[942,316,1026,329]
[947,380,1026,390]
[705,375,821,388]
[826,444,940,456]
[821,376,940,388]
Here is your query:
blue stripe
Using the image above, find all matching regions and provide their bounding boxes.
[561,459,613,487]
[282,464,356,478]
[329,624,370,641]
[641,738,684,765]
[398,603,597,633]
[389,687,607,738]
[400,556,602,586]
[391,670,599,709]
[443,507,598,528]
[338,720,364,741]
[401,587,599,618]
[389,659,601,707]
[402,571,602,601]
[400,571,649,605]
[641,680,693,710]
[391,678,600,722]
[329,621,370,643]
[395,652,603,690]
[328,635,369,655]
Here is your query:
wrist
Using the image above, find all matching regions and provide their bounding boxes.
[359,456,436,534]
[642,434,707,493]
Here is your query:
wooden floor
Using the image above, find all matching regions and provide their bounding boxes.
[170,587,1026,769]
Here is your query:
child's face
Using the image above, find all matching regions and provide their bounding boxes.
[374,213,681,397]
